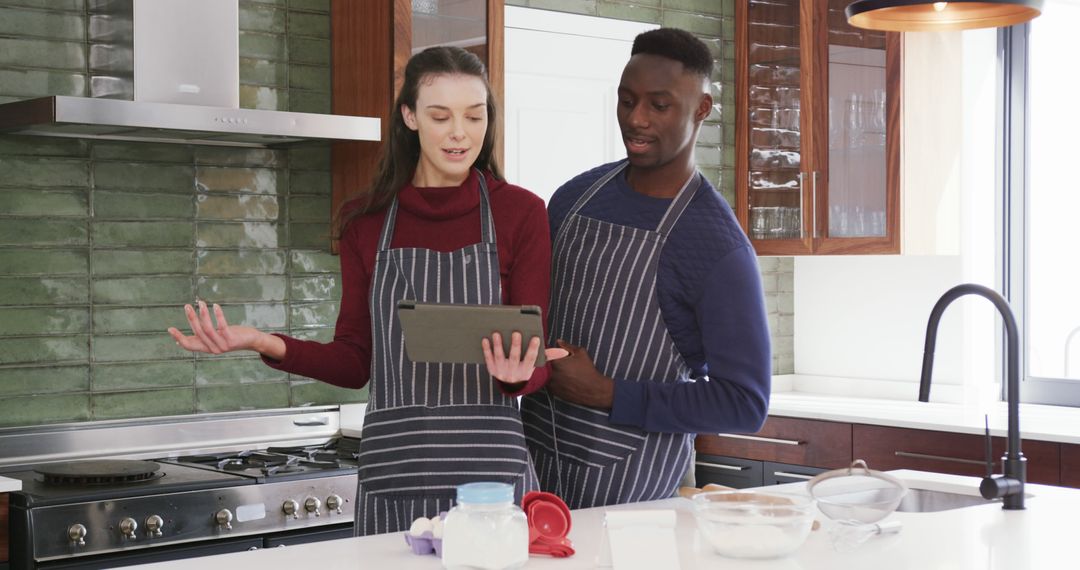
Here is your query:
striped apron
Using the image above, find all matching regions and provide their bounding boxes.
[354,173,538,536]
[522,160,700,510]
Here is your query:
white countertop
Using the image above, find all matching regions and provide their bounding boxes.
[341,386,1080,445]
[0,475,21,493]
[129,471,1074,570]
[768,390,1080,444]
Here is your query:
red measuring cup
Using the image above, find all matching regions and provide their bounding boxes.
[523,491,575,557]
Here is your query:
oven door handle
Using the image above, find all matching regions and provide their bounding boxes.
[293,417,330,426]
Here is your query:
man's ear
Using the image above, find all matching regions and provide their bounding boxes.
[695,93,714,123]
[402,104,419,131]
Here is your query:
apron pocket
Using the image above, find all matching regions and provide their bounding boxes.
[524,394,647,469]
[357,404,529,499]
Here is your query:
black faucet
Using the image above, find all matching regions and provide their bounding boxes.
[919,283,1026,510]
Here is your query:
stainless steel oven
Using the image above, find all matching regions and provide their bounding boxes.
[0,407,362,569]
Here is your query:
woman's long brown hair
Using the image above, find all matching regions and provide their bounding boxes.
[333,46,503,238]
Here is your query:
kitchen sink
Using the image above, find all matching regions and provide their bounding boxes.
[894,487,1035,513]
[894,488,996,512]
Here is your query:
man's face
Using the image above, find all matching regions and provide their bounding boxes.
[616,53,709,170]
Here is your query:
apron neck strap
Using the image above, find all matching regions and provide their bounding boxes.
[566,161,627,220]
[655,171,702,238]
[377,169,496,251]
[564,161,702,238]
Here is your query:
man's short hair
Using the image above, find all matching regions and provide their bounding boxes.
[630,28,713,78]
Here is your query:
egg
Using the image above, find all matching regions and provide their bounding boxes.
[430,516,444,538]
[409,516,433,537]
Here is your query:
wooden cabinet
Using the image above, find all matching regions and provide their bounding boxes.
[735,0,900,255]
[696,416,1076,489]
[329,0,505,245]
[851,424,1061,485]
[694,454,827,490]
[762,461,827,486]
[696,416,853,469]
[695,454,764,489]
[1060,443,1080,488]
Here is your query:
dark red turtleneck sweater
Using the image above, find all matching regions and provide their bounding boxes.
[264,170,553,396]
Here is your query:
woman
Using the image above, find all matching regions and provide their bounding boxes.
[168,46,563,535]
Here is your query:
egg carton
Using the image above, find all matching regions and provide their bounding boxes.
[403,512,447,557]
[404,531,443,557]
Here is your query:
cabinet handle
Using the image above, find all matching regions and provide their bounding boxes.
[772,471,815,480]
[716,434,805,446]
[798,172,806,238]
[894,451,990,466]
[811,170,819,239]
[695,461,749,472]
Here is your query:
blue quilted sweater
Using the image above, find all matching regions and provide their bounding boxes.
[547,161,771,434]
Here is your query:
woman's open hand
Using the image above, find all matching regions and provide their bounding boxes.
[167,300,284,359]
[481,331,569,384]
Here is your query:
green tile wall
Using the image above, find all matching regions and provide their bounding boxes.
[507,0,795,375]
[0,0,362,428]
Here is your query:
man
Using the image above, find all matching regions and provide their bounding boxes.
[521,28,771,509]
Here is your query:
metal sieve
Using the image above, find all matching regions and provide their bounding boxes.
[806,459,908,525]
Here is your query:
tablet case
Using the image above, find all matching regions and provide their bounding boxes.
[397,300,546,366]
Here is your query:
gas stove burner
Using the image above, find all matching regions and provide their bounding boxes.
[264,464,306,476]
[34,459,163,486]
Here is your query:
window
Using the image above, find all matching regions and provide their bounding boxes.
[1002,0,1080,405]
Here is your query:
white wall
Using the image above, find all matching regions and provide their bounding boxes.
[503,7,657,202]
[793,29,999,404]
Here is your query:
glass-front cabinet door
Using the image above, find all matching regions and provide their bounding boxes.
[411,0,489,62]
[742,0,809,254]
[737,0,900,255]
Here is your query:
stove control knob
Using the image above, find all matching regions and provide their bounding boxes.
[282,499,300,519]
[68,523,87,547]
[326,494,343,514]
[304,496,321,517]
[214,509,233,530]
[145,515,164,537]
[119,517,138,540]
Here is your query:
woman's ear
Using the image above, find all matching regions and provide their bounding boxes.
[401,104,419,131]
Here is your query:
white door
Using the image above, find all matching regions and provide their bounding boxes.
[503,7,658,203]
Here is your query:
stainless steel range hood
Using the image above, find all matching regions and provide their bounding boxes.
[0,96,379,147]
[0,0,379,148]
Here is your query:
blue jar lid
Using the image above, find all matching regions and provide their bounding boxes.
[456,482,514,504]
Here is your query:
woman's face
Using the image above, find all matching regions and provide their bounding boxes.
[402,73,489,187]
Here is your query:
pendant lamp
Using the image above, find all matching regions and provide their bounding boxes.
[845,1,1044,31]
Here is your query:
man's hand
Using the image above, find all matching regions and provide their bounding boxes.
[546,340,615,408]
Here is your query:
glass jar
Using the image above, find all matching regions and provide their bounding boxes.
[441,482,528,570]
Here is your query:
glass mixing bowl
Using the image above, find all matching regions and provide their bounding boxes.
[691,490,815,559]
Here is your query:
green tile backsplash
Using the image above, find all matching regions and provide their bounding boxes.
[0,0,361,428]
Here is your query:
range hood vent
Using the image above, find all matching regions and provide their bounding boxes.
[0,0,379,148]
[0,96,379,148]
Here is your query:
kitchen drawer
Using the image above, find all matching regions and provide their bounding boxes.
[1,493,7,564]
[265,524,354,547]
[762,461,827,486]
[852,424,1060,485]
[696,416,853,469]
[1062,443,1080,488]
[694,454,764,489]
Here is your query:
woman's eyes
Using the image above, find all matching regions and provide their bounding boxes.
[428,116,484,123]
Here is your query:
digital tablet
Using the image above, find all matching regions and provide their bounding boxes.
[396,300,547,366]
